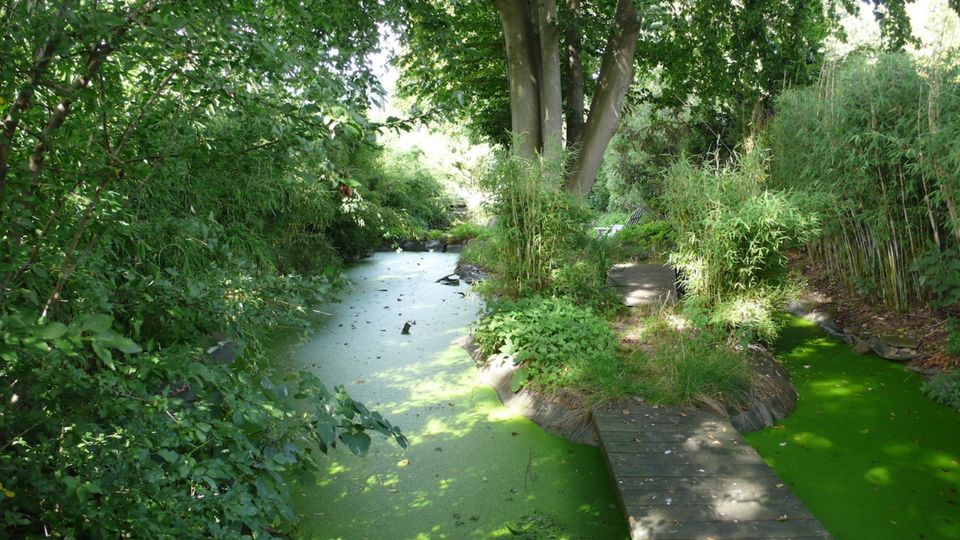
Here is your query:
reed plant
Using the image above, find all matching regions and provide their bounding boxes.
[477,152,593,298]
[660,153,818,339]
[768,52,960,311]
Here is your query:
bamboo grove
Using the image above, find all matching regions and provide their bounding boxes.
[768,53,960,312]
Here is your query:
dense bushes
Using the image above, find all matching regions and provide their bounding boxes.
[660,154,818,342]
[608,221,677,262]
[474,297,622,393]
[768,53,960,311]
[466,153,617,309]
[923,370,960,411]
[357,147,452,244]
[591,101,715,215]
[0,3,434,536]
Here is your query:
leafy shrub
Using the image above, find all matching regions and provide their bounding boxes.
[0,10,433,533]
[610,221,677,262]
[354,147,453,243]
[663,154,819,301]
[594,101,714,215]
[913,247,960,313]
[710,292,783,345]
[947,319,960,357]
[434,221,488,244]
[923,371,960,411]
[660,153,817,342]
[474,297,621,392]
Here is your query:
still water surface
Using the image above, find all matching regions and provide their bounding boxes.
[285,252,627,539]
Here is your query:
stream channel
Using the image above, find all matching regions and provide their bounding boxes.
[281,252,627,539]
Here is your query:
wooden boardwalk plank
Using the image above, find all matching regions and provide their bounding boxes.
[593,402,832,540]
[607,263,678,307]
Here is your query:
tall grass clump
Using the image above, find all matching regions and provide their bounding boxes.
[768,52,960,312]
[628,320,754,407]
[661,153,819,342]
[472,152,605,302]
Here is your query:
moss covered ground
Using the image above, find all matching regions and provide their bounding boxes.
[745,317,960,539]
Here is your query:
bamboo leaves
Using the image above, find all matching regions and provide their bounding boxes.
[768,52,960,310]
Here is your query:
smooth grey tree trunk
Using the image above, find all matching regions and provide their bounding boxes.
[537,0,563,163]
[564,0,640,196]
[493,0,543,159]
[563,0,585,153]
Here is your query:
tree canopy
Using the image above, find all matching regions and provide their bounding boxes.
[397,0,950,195]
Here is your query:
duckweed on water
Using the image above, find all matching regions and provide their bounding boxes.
[284,253,627,539]
[744,316,960,540]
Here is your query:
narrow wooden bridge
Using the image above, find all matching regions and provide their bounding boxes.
[593,402,831,540]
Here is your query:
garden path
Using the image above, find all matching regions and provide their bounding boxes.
[592,402,832,540]
[607,263,677,307]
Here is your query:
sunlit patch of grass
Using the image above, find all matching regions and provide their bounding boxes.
[613,311,753,408]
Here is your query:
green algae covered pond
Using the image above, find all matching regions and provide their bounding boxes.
[284,252,627,539]
[745,317,960,540]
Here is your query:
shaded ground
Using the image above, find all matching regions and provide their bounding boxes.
[744,317,960,540]
[795,255,958,369]
[284,252,627,539]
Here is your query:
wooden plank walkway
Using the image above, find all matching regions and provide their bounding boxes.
[593,402,831,540]
[607,263,677,307]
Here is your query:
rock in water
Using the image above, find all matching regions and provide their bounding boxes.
[401,321,415,335]
[853,338,873,355]
[453,263,487,284]
[435,274,460,286]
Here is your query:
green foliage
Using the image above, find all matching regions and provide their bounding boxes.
[473,297,620,393]
[625,319,753,407]
[661,154,818,343]
[0,312,406,537]
[594,101,713,214]
[645,0,832,138]
[947,319,960,357]
[436,222,488,244]
[476,153,593,297]
[913,247,960,312]
[357,147,453,244]
[398,0,835,148]
[922,370,960,411]
[610,221,677,262]
[0,1,424,536]
[768,52,960,311]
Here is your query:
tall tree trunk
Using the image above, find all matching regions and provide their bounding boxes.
[538,0,563,163]
[563,0,585,152]
[493,0,542,158]
[564,0,640,196]
[0,0,72,207]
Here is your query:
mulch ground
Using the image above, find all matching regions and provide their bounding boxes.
[792,252,959,370]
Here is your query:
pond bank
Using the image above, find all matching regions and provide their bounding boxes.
[284,252,627,539]
[744,316,960,540]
